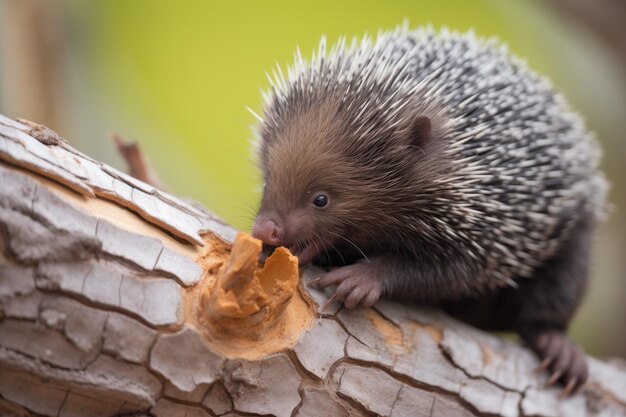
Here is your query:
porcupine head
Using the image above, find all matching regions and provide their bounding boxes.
[251,35,453,265]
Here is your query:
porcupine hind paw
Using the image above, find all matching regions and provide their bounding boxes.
[309,263,383,310]
[526,330,588,395]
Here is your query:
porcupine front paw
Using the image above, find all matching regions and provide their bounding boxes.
[309,263,383,309]
[524,329,588,395]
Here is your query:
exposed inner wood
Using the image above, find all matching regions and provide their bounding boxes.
[367,309,404,347]
[191,232,315,360]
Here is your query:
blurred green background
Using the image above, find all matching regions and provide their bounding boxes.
[1,0,624,358]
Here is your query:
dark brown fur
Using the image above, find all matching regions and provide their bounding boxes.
[253,92,593,393]
[252,30,603,392]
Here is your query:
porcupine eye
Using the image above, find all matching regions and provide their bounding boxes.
[313,194,329,208]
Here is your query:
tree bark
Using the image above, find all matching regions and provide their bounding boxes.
[0,114,625,417]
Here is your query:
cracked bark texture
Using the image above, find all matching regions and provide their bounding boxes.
[0,114,625,417]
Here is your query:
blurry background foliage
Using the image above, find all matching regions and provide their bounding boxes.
[0,0,624,357]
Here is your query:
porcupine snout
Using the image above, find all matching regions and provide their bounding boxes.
[252,214,282,246]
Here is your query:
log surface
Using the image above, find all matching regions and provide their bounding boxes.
[1,114,625,417]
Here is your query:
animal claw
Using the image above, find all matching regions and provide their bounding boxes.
[308,277,322,288]
[322,293,339,312]
[311,263,383,310]
[547,370,563,386]
[525,330,588,393]
[560,378,578,398]
[535,357,552,373]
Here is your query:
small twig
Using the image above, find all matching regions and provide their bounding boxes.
[111,133,163,189]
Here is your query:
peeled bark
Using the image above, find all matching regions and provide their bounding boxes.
[0,114,625,417]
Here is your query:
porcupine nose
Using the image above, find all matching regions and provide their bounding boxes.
[252,216,282,246]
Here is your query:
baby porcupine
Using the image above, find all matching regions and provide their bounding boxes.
[251,25,607,392]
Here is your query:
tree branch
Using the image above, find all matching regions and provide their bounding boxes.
[0,114,625,417]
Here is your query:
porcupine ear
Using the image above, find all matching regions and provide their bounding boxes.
[409,115,433,149]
